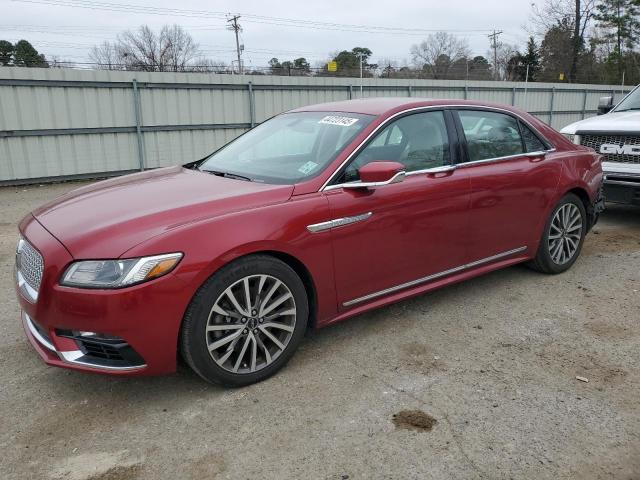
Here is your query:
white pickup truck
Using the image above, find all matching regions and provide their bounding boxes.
[561,87,640,205]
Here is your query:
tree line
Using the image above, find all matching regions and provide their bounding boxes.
[2,0,640,85]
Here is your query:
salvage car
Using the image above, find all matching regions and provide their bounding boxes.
[16,98,603,386]
[561,86,640,205]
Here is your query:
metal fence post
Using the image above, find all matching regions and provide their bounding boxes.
[407,85,412,97]
[464,85,468,100]
[348,85,353,100]
[248,81,255,128]
[511,86,516,106]
[131,79,145,171]
[549,86,555,126]
[581,89,588,119]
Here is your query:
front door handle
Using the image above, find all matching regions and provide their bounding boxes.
[426,165,457,175]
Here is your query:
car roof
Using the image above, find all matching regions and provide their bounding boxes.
[288,97,521,117]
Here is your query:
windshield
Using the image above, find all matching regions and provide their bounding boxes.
[199,111,375,184]
[614,86,640,112]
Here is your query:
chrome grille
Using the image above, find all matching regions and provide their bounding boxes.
[17,238,44,293]
[580,134,640,164]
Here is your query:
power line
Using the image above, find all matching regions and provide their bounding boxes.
[10,0,506,36]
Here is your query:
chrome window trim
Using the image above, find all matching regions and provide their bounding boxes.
[319,104,555,192]
[307,211,373,233]
[342,246,527,307]
[455,148,556,169]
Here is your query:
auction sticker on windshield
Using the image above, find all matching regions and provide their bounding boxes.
[319,116,359,127]
[298,161,319,175]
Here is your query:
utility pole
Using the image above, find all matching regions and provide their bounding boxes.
[488,30,503,80]
[355,52,364,97]
[227,15,243,75]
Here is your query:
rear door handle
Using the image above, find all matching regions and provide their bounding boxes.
[524,151,547,161]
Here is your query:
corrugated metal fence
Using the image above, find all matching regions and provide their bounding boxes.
[0,67,632,184]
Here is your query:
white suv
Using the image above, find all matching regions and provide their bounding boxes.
[561,87,640,206]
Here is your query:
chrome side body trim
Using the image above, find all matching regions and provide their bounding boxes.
[320,104,555,191]
[343,246,528,307]
[307,212,373,233]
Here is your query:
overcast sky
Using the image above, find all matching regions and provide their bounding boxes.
[1,0,536,68]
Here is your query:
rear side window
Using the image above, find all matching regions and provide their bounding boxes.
[458,110,524,161]
[520,122,547,152]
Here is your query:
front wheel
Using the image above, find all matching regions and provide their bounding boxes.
[529,193,587,274]
[180,255,308,386]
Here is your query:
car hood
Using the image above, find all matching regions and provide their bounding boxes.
[32,166,294,258]
[561,110,640,134]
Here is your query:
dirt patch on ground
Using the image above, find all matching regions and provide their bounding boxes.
[585,228,640,254]
[392,410,437,432]
[585,320,634,340]
[86,465,143,480]
[400,342,445,374]
[537,348,628,386]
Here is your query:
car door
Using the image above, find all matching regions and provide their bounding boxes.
[453,108,562,262]
[320,109,471,310]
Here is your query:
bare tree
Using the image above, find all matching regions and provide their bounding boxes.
[90,25,201,71]
[89,41,121,70]
[189,58,231,73]
[410,32,471,79]
[487,42,519,80]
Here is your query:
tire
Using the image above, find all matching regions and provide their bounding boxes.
[180,255,308,387]
[529,193,587,274]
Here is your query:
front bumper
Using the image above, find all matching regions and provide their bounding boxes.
[16,215,194,376]
[602,162,640,205]
[23,311,147,373]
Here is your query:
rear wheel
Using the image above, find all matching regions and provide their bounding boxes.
[180,255,308,386]
[529,193,587,274]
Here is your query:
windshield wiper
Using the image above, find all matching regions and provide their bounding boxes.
[614,107,640,112]
[201,169,252,182]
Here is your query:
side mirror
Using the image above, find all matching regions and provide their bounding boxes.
[597,96,614,115]
[343,161,406,189]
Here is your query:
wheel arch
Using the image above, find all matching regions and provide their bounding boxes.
[185,247,319,332]
[564,186,597,231]
[258,250,318,331]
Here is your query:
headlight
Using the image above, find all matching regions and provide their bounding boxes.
[60,253,182,288]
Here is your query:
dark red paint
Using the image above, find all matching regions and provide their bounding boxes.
[16,98,603,376]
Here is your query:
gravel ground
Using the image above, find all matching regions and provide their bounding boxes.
[1,181,639,480]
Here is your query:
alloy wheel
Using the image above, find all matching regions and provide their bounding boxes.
[548,203,583,265]
[205,274,297,374]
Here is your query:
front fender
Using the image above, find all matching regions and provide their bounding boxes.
[122,192,338,329]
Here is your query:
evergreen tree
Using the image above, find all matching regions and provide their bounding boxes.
[594,0,640,80]
[12,40,48,67]
[0,40,13,66]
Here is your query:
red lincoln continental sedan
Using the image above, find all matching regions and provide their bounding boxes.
[16,98,603,386]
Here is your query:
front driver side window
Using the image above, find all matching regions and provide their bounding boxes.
[341,111,450,183]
